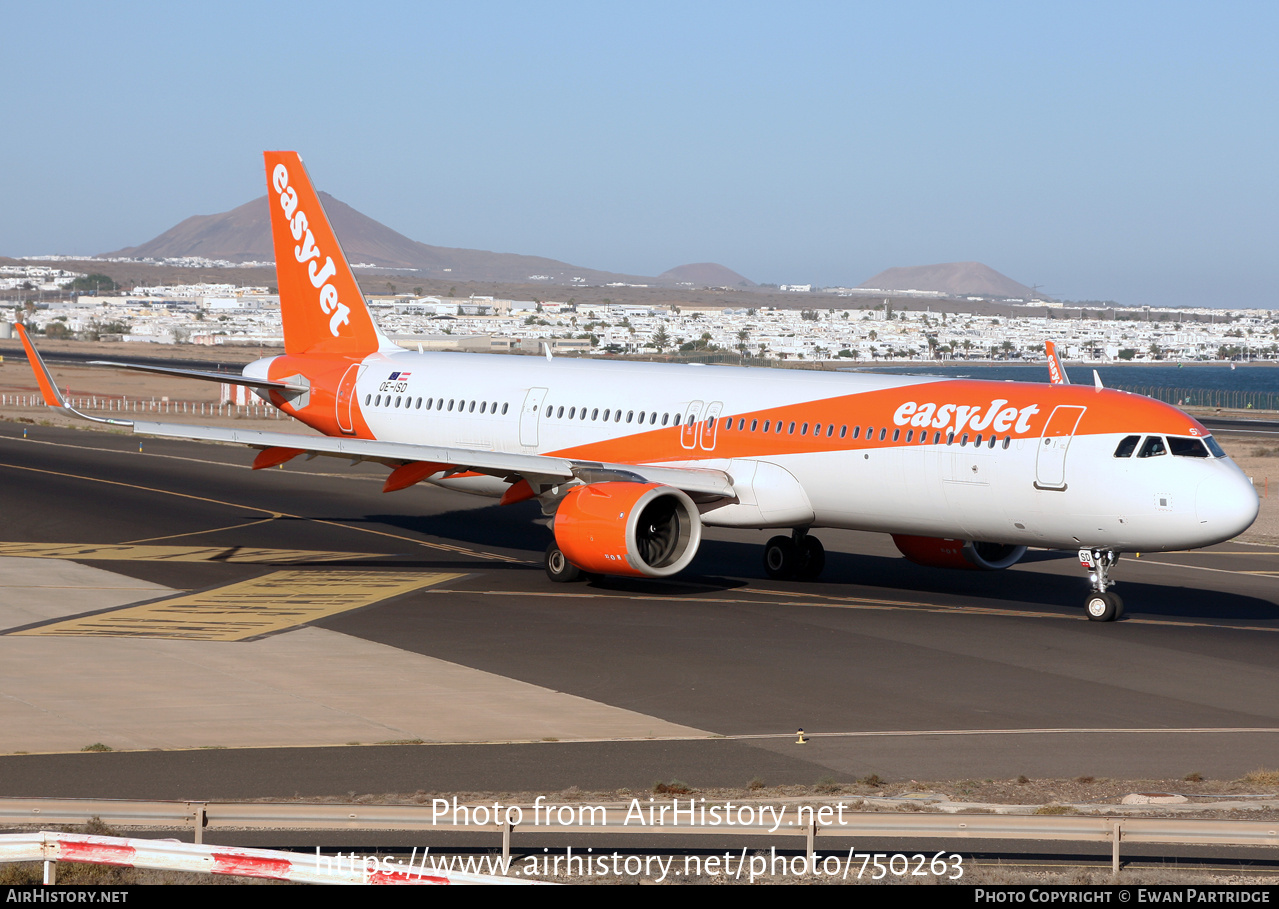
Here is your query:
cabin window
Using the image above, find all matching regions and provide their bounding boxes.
[878,428,887,441]
[723,417,731,430]
[840,425,847,438]
[827,425,835,438]
[1002,436,1010,449]
[762,420,770,432]
[638,411,645,423]
[905,430,913,442]
[365,394,372,405]
[892,429,900,442]
[501,403,509,415]
[602,409,610,421]
[851,426,859,439]
[974,434,982,447]
[813,423,821,436]
[751,419,759,431]
[661,413,669,426]
[737,418,745,431]
[961,433,969,446]
[947,432,954,445]
[416,398,423,409]
[1138,436,1167,458]
[801,423,809,435]
[988,435,996,449]
[615,410,623,422]
[788,422,796,434]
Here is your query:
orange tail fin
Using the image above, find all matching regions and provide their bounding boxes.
[265,151,383,357]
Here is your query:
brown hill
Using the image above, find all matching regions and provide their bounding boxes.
[858,262,1037,299]
[656,263,755,287]
[103,195,651,286]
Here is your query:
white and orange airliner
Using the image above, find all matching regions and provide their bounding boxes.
[18,152,1260,621]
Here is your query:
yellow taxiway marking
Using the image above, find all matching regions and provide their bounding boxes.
[0,542,372,564]
[12,570,463,641]
[0,459,527,564]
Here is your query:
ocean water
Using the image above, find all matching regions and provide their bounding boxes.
[848,362,1279,410]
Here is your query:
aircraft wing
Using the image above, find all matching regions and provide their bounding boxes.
[130,420,736,497]
[16,323,734,498]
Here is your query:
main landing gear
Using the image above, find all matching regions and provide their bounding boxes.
[545,542,582,583]
[1079,548,1124,622]
[763,529,826,581]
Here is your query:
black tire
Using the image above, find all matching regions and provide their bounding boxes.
[545,542,582,583]
[1085,591,1120,622]
[764,535,797,580]
[796,536,826,581]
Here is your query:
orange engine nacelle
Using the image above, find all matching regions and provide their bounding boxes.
[891,535,1027,571]
[553,482,702,578]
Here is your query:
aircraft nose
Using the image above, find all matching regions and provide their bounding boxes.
[1196,469,1260,541]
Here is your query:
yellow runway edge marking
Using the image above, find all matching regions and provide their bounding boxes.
[12,570,463,641]
[0,542,372,564]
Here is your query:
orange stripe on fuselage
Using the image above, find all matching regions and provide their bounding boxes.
[543,381,1207,465]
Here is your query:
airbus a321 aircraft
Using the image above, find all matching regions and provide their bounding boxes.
[17,151,1260,622]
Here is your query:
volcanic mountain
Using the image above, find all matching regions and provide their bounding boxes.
[102,194,655,286]
[656,263,755,288]
[858,262,1038,299]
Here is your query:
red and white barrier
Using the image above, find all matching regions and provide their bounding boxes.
[0,831,538,885]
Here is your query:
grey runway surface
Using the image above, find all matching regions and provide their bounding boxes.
[1,422,1277,799]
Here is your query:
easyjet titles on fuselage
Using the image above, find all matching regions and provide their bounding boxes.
[892,398,1041,435]
[271,162,351,337]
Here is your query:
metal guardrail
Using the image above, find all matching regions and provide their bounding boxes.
[1,798,1276,875]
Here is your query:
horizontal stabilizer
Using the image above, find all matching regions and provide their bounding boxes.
[89,361,308,393]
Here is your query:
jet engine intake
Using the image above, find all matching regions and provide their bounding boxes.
[891,534,1027,571]
[553,482,702,577]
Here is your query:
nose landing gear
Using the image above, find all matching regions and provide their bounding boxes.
[1079,548,1124,621]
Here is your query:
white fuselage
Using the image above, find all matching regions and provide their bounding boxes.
[254,350,1259,554]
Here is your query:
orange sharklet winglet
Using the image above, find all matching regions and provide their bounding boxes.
[15,324,65,407]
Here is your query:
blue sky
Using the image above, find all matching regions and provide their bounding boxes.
[4,1,1276,307]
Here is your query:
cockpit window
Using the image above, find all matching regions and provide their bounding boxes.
[1204,436,1226,458]
[1113,435,1140,458]
[1137,436,1167,458]
[1168,436,1210,458]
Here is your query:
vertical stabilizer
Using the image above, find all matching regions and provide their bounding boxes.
[1045,340,1071,385]
[265,151,382,356]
